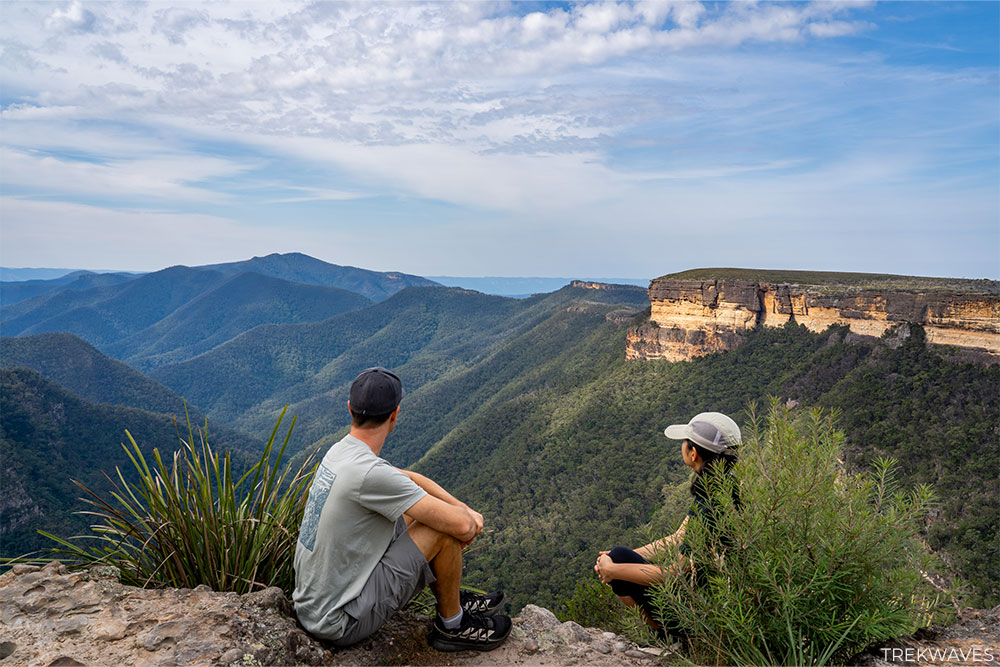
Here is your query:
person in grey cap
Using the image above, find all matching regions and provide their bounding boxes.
[593,412,741,638]
[293,367,511,652]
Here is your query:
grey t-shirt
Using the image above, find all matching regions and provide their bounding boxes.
[293,434,426,640]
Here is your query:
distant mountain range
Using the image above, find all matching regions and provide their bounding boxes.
[0,252,436,307]
[195,253,438,302]
[427,276,649,297]
[1,272,137,307]
[0,268,88,282]
[1,253,435,370]
[1,262,649,301]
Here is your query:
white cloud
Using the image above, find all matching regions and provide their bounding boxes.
[809,20,873,38]
[250,134,623,212]
[45,1,96,33]
[2,1,879,144]
[0,148,252,203]
[263,186,368,204]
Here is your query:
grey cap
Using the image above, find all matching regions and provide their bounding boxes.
[349,367,404,416]
[664,412,741,454]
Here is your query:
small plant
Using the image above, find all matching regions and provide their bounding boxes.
[648,401,943,666]
[37,408,316,594]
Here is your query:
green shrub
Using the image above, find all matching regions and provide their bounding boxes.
[38,408,317,594]
[649,401,943,666]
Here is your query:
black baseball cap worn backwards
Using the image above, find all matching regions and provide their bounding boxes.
[350,367,405,416]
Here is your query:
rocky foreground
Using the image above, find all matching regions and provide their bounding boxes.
[0,563,668,666]
[4,562,998,666]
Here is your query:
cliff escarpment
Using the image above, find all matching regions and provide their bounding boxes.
[627,274,1000,362]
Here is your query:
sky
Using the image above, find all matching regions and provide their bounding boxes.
[1,1,997,280]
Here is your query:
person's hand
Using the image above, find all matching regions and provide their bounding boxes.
[460,508,484,548]
[594,553,615,584]
[594,551,609,572]
[469,509,484,536]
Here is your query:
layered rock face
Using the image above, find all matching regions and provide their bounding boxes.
[627,279,1000,362]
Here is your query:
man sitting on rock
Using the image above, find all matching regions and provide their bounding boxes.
[293,367,511,652]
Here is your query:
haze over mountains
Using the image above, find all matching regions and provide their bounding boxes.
[1,254,997,611]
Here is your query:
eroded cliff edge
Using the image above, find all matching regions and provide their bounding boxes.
[627,276,1000,362]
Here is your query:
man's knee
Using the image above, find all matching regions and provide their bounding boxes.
[406,521,461,561]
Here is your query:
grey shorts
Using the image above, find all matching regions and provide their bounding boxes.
[333,516,436,647]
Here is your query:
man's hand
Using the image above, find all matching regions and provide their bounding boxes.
[468,508,484,534]
[460,507,484,547]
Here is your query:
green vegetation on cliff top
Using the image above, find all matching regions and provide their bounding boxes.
[661,268,1000,294]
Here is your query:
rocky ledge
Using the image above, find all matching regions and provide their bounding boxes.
[0,562,667,666]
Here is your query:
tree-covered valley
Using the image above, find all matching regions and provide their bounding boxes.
[1,255,997,616]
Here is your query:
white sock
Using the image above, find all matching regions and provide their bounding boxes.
[439,609,463,629]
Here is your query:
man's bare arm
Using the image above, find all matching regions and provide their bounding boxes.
[405,494,478,542]
[399,469,463,506]
[399,469,484,536]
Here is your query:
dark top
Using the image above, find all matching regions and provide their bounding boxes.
[679,471,739,557]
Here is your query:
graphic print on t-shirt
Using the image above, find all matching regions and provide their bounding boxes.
[298,465,337,552]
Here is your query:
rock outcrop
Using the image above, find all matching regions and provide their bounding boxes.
[852,606,1000,666]
[0,563,666,666]
[627,278,1000,362]
[570,281,631,291]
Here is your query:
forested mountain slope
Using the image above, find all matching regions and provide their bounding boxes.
[1,269,375,371]
[1,333,205,417]
[105,272,371,370]
[152,284,650,446]
[406,322,999,611]
[0,368,250,559]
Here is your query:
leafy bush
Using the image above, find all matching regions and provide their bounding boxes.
[39,409,316,594]
[649,402,942,666]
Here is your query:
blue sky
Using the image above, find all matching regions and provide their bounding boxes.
[1,1,997,279]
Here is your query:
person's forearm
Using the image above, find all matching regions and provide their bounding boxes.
[401,469,465,507]
[607,561,665,586]
[611,553,687,584]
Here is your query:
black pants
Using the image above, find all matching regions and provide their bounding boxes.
[607,546,682,638]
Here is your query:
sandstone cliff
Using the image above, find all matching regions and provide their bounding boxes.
[627,276,1000,362]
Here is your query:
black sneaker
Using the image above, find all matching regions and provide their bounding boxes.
[460,589,505,616]
[427,610,512,652]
